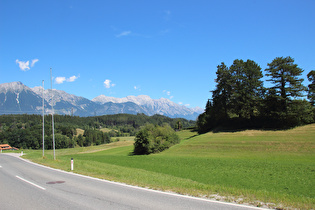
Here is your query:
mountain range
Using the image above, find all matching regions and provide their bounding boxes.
[0,82,203,120]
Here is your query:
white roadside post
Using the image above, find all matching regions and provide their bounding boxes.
[71,158,74,171]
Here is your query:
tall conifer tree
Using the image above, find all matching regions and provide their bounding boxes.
[212,62,231,119]
[229,59,263,119]
[265,56,306,112]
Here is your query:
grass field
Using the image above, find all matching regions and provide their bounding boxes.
[22,125,315,209]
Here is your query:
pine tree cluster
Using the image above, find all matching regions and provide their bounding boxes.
[197,57,315,133]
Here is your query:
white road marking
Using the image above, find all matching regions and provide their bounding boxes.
[16,176,46,190]
[0,165,2,168]
[14,154,265,209]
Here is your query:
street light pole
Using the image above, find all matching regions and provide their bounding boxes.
[42,80,45,157]
[50,68,56,160]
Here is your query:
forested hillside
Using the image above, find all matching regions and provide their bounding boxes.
[0,113,194,149]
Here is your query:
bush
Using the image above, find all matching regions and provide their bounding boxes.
[133,124,179,155]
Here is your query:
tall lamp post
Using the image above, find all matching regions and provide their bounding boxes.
[50,68,56,160]
[42,80,45,157]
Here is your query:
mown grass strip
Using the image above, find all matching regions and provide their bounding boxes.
[23,125,315,209]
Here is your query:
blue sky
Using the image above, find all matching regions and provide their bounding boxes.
[1,0,314,109]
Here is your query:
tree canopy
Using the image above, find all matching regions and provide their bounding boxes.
[197,57,314,133]
[133,124,180,155]
[265,56,307,112]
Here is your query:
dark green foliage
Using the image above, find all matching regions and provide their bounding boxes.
[198,59,265,132]
[265,56,307,113]
[212,62,231,119]
[133,124,180,155]
[198,57,314,133]
[54,133,76,149]
[58,125,77,139]
[0,113,194,149]
[229,59,264,119]
[307,70,315,106]
[307,70,315,121]
[75,134,84,147]
[83,129,110,146]
[133,129,151,155]
[175,120,182,130]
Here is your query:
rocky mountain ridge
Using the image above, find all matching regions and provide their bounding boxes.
[0,82,202,120]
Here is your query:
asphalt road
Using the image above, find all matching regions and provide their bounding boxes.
[0,153,265,210]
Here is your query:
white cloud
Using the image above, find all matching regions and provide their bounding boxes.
[55,75,79,84]
[55,75,80,84]
[31,59,39,67]
[67,75,79,82]
[16,58,39,71]
[104,80,111,88]
[116,31,131,38]
[179,102,183,105]
[104,79,115,88]
[16,59,30,71]
[55,77,66,84]
[134,85,141,91]
[163,90,173,99]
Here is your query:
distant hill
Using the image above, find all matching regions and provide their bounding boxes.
[0,82,202,120]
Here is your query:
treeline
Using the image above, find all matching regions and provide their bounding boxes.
[78,129,111,147]
[0,113,195,149]
[197,56,315,133]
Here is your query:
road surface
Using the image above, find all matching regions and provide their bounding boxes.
[0,153,265,210]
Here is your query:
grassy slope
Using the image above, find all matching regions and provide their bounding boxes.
[75,128,84,136]
[23,125,315,209]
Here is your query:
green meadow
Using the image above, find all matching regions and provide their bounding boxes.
[23,125,315,209]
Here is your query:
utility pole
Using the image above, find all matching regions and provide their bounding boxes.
[42,80,45,157]
[50,68,56,160]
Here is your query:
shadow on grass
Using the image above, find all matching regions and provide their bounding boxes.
[128,151,135,156]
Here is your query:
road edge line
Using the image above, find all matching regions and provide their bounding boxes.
[6,154,266,210]
[16,175,46,190]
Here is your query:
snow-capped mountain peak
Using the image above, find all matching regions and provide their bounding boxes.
[0,81,29,93]
[0,82,202,120]
[93,95,171,106]
[92,94,202,119]
[32,87,89,106]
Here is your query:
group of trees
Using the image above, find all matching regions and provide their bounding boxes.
[133,124,180,155]
[0,113,192,150]
[0,122,76,150]
[197,56,315,133]
[77,129,111,147]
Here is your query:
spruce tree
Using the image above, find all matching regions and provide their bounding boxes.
[229,59,264,119]
[243,59,264,118]
[212,62,231,119]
